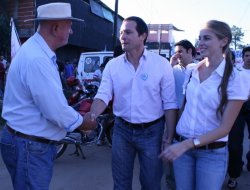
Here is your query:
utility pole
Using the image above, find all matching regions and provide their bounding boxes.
[158,25,162,55]
[112,0,119,52]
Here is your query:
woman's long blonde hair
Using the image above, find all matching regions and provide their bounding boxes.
[205,20,233,117]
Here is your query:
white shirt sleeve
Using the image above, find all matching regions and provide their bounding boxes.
[25,57,83,131]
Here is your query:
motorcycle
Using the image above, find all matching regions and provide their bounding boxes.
[56,77,114,159]
[56,113,114,159]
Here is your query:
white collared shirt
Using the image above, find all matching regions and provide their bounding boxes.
[173,63,197,108]
[238,66,250,98]
[2,32,83,141]
[176,59,248,141]
[95,49,178,123]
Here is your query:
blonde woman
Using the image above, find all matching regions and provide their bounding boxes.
[160,20,248,190]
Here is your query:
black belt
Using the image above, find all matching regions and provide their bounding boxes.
[6,125,57,144]
[175,133,227,150]
[117,116,164,129]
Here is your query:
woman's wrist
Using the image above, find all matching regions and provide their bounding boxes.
[184,138,196,149]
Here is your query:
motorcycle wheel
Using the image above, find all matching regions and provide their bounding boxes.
[56,143,68,159]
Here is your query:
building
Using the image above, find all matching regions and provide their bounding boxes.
[146,24,184,59]
[5,0,123,60]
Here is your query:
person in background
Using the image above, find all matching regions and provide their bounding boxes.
[92,57,114,89]
[56,59,65,81]
[72,58,78,76]
[86,16,178,190]
[64,59,74,79]
[63,59,75,94]
[231,50,236,64]
[227,46,250,189]
[160,20,248,190]
[0,55,7,69]
[0,3,95,190]
[170,39,197,108]
[92,64,103,88]
[165,39,196,190]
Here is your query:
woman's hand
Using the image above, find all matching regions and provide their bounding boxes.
[159,139,194,162]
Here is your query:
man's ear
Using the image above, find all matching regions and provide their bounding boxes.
[51,23,58,37]
[141,33,147,42]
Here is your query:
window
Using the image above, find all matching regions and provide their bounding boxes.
[84,56,100,73]
[89,0,114,22]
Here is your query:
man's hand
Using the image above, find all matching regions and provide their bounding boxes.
[170,54,179,67]
[78,112,97,131]
[161,139,172,151]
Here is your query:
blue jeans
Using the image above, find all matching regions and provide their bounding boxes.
[0,126,57,190]
[112,117,165,190]
[173,144,228,190]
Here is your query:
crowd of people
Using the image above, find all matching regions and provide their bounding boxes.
[0,54,78,100]
[0,2,250,190]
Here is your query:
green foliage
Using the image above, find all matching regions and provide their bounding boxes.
[231,25,244,50]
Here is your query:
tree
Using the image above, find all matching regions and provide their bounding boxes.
[231,25,244,50]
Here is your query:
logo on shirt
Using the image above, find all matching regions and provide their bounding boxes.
[141,73,148,81]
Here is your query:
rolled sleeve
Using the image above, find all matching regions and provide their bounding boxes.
[94,62,113,105]
[161,60,178,110]
[26,57,82,131]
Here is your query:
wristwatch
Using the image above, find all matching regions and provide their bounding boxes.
[192,137,201,148]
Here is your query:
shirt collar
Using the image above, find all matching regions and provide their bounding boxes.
[215,59,226,77]
[193,58,226,77]
[33,32,57,64]
[123,48,147,63]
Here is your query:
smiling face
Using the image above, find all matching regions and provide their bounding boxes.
[198,28,227,59]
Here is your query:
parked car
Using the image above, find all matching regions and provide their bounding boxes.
[76,51,113,85]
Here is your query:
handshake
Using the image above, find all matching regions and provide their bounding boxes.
[79,112,97,131]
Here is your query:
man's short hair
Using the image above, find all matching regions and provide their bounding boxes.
[124,16,148,44]
[175,40,196,57]
[242,46,250,58]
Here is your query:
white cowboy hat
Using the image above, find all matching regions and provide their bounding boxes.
[24,2,84,22]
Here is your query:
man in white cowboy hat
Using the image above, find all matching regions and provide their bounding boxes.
[0,2,95,190]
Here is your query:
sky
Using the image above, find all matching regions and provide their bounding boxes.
[101,0,250,46]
